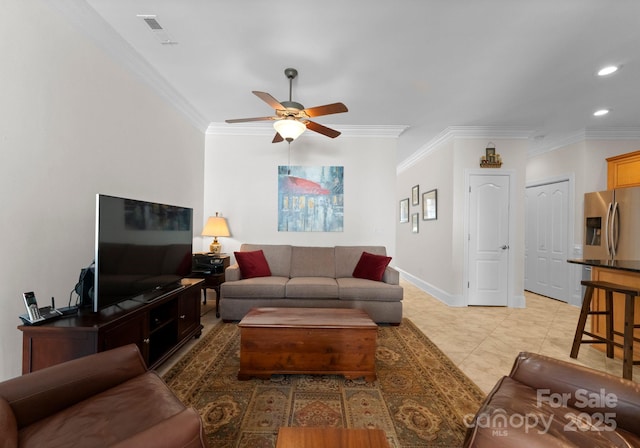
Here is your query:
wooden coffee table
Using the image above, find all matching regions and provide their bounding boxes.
[276,427,390,448]
[238,307,378,381]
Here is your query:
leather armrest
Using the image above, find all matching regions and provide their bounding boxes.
[382,266,399,285]
[225,264,241,281]
[0,344,147,429]
[110,408,208,448]
[509,352,640,434]
[0,398,18,448]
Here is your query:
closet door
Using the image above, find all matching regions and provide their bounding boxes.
[525,181,570,302]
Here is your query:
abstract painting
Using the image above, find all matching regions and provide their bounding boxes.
[278,166,344,232]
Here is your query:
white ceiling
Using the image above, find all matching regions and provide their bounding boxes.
[56,0,640,163]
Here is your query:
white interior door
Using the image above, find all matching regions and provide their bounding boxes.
[525,181,570,302]
[468,174,510,306]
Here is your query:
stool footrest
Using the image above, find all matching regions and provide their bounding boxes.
[582,331,621,347]
[611,330,640,344]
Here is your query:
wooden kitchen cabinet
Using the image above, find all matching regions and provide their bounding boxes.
[607,150,640,189]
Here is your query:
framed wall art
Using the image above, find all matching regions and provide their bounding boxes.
[278,165,344,232]
[422,189,437,220]
[412,213,419,233]
[411,185,420,205]
[399,198,409,223]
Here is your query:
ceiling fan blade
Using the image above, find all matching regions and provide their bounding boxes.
[253,91,286,110]
[272,132,284,143]
[225,116,275,123]
[303,102,348,118]
[305,120,341,138]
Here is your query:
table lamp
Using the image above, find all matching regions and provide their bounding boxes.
[201,212,231,255]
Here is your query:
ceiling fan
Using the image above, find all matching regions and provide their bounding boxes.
[225,68,348,143]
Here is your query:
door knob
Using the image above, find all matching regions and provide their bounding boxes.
[501,245,509,250]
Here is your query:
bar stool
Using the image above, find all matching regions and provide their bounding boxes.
[570,280,640,380]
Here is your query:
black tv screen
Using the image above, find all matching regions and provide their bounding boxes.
[94,194,193,312]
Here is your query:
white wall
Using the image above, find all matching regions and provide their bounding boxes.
[527,140,640,250]
[396,136,528,306]
[526,139,640,303]
[202,132,398,260]
[396,140,456,294]
[0,1,204,380]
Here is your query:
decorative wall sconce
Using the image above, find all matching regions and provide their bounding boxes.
[480,142,502,168]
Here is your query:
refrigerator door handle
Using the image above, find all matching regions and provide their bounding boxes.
[611,201,620,258]
[605,202,613,258]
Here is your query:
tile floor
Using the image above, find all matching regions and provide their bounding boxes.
[401,280,640,393]
[158,281,640,393]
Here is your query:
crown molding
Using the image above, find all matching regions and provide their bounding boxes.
[206,122,408,138]
[50,0,210,132]
[584,127,640,140]
[527,127,640,158]
[397,126,533,173]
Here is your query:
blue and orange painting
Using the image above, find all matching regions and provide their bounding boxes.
[278,166,344,232]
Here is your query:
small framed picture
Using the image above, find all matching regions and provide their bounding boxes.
[399,198,409,223]
[486,147,496,157]
[412,213,419,233]
[411,185,420,206]
[422,189,437,221]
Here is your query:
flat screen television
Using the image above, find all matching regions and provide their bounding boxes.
[94,194,193,312]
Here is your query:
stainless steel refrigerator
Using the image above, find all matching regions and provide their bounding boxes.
[584,186,640,260]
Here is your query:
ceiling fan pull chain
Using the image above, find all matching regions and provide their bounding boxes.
[288,141,292,175]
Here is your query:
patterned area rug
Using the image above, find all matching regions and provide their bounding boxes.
[163,318,485,448]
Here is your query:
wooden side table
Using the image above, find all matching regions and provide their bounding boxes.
[276,427,390,448]
[190,253,230,318]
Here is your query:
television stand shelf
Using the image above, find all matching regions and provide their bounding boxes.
[18,278,204,374]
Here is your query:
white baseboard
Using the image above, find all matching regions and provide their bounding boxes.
[399,269,526,308]
[397,269,466,307]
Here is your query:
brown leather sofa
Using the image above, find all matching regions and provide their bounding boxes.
[0,344,208,448]
[463,352,640,447]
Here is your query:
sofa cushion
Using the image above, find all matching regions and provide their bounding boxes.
[235,250,272,279]
[334,246,388,278]
[352,252,392,281]
[0,398,17,448]
[290,246,336,278]
[220,276,289,299]
[110,408,205,448]
[240,244,292,277]
[17,372,186,448]
[286,277,339,298]
[337,277,403,301]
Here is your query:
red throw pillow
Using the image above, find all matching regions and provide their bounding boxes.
[234,250,272,279]
[352,251,392,281]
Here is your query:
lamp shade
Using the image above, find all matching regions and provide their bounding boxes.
[273,118,306,141]
[201,213,230,237]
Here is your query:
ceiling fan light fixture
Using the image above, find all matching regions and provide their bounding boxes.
[274,118,306,142]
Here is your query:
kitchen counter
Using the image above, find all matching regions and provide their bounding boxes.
[568,259,640,273]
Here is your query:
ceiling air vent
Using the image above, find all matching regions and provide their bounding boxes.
[143,17,163,30]
[137,15,177,45]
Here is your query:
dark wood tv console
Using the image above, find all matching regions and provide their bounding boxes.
[18,278,204,374]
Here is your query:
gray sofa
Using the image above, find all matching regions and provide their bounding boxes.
[219,244,403,323]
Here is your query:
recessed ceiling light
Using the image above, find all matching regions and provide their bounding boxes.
[597,65,619,76]
[593,109,610,117]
